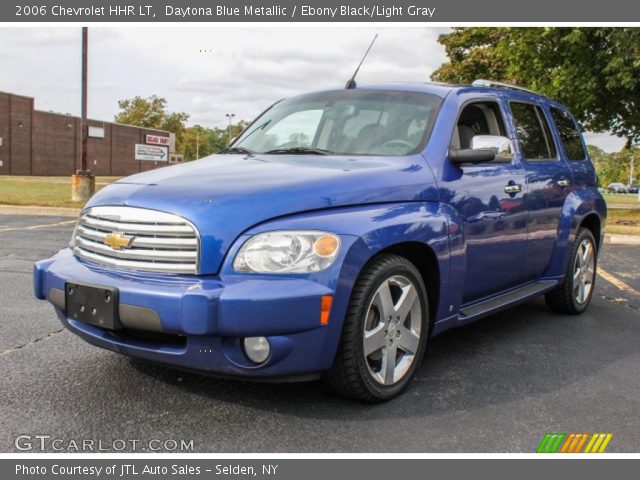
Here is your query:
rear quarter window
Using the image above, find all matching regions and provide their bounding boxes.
[550,108,587,160]
[510,102,557,161]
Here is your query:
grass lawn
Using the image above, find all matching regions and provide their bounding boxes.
[603,192,640,205]
[0,176,120,208]
[606,208,640,236]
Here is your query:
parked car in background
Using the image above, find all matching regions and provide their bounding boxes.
[608,183,628,194]
[627,184,639,194]
[34,80,606,402]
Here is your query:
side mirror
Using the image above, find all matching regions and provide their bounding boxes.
[449,135,514,165]
[470,135,514,158]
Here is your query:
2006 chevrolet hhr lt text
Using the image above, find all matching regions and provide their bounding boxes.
[35,80,606,402]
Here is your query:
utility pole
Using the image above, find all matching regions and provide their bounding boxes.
[225,113,235,146]
[195,129,200,160]
[81,27,88,173]
[71,27,95,202]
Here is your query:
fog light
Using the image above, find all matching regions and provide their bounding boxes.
[243,336,270,364]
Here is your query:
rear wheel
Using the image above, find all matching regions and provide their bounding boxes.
[545,227,597,314]
[326,254,429,402]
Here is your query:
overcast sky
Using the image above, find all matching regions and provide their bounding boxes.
[0,26,625,152]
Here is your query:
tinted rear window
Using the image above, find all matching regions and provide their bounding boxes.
[550,108,587,160]
[510,102,557,160]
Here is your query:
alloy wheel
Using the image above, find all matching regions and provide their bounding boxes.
[573,239,595,305]
[362,275,422,386]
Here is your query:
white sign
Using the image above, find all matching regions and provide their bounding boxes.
[146,134,171,147]
[135,144,168,162]
[169,154,184,164]
[88,126,105,139]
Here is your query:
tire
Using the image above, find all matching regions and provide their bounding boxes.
[545,227,598,315]
[326,254,429,402]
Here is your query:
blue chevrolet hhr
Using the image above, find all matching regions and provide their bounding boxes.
[35,80,606,402]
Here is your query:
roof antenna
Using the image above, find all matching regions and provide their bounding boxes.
[345,34,378,89]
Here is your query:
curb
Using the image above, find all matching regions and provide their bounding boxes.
[604,234,640,245]
[608,204,640,210]
[0,205,81,217]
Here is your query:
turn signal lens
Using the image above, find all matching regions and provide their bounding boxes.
[320,295,333,325]
[314,235,339,257]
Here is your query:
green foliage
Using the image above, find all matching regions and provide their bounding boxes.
[115,95,189,153]
[432,28,640,145]
[181,121,249,161]
[588,144,640,186]
[115,95,249,160]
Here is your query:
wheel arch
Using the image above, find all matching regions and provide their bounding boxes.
[542,187,606,279]
[368,241,441,328]
[579,212,602,250]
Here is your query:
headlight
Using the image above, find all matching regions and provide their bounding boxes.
[233,230,340,274]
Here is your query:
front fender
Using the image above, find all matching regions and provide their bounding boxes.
[220,202,460,333]
[542,187,607,279]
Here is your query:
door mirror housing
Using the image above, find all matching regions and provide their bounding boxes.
[470,135,514,158]
[449,135,514,165]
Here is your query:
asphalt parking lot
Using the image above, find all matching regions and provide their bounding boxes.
[1,214,639,453]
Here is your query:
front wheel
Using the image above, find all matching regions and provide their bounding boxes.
[545,227,597,314]
[326,254,429,402]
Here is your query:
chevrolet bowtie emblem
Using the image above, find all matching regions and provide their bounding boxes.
[104,233,134,250]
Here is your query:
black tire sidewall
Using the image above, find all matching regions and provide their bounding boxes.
[350,256,429,400]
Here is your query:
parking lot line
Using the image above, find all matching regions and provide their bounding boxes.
[598,268,640,297]
[0,219,76,233]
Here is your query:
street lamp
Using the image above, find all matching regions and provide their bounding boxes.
[225,113,235,146]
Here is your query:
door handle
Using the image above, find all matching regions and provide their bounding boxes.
[557,179,571,188]
[504,183,523,194]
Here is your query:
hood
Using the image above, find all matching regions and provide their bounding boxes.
[87,154,437,274]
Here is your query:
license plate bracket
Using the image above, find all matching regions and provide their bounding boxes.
[65,282,121,330]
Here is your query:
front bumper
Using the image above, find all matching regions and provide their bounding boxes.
[34,248,350,378]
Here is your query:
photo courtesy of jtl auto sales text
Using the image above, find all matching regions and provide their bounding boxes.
[0,0,640,479]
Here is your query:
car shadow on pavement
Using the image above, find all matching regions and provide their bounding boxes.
[128,296,640,419]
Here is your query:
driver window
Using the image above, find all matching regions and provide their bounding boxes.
[451,101,507,150]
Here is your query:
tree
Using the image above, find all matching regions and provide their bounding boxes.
[181,121,249,161]
[588,144,640,186]
[432,28,640,146]
[115,95,190,152]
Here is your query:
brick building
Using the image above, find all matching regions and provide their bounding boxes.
[0,91,176,176]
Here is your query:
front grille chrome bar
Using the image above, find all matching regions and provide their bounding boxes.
[72,206,200,274]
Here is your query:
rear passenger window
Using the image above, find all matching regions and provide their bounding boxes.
[510,102,557,160]
[550,108,587,160]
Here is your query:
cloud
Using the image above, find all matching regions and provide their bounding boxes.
[0,26,624,151]
[0,27,451,127]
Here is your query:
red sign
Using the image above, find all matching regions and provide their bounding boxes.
[146,134,171,146]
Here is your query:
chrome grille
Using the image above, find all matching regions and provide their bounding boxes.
[72,206,200,274]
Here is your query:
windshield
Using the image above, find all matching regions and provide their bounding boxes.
[231,90,441,156]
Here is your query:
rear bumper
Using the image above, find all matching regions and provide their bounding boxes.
[34,248,351,378]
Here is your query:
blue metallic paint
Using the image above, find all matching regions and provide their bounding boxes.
[34,82,606,379]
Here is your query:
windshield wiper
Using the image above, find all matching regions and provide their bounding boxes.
[218,146,254,155]
[264,147,334,155]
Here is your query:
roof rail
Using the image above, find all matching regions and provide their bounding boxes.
[471,79,542,96]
